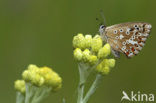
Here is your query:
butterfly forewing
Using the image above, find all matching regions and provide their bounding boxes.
[105,22,152,58]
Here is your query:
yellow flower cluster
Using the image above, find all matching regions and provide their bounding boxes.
[14,80,26,94]
[73,33,116,75]
[22,64,62,91]
[96,59,115,75]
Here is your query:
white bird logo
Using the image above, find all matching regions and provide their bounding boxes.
[121,91,131,101]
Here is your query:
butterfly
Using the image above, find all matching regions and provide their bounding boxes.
[99,22,152,58]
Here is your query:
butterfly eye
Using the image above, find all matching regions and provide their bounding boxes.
[99,25,106,35]
[100,25,105,29]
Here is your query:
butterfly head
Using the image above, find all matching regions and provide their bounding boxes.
[99,25,106,35]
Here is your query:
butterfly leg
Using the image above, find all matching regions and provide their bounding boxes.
[111,49,120,58]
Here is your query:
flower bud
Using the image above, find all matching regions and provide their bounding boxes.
[91,35,102,53]
[98,43,111,59]
[96,63,110,75]
[73,48,83,61]
[101,59,109,67]
[108,59,115,68]
[82,49,91,62]
[22,64,62,90]
[52,84,62,92]
[22,70,29,82]
[27,64,39,72]
[73,33,86,49]
[101,66,110,75]
[14,80,26,94]
[84,35,92,48]
[47,73,62,88]
[31,74,44,86]
[88,55,98,65]
[96,58,115,75]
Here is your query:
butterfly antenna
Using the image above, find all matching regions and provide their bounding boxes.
[96,17,100,24]
[100,10,106,26]
[96,17,103,26]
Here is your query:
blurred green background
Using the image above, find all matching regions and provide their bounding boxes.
[0,0,156,103]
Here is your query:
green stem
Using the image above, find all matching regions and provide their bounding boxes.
[62,98,66,103]
[77,83,84,103]
[83,74,103,103]
[31,86,51,103]
[25,83,34,103]
[77,60,103,103]
[16,92,25,103]
[77,63,89,103]
[25,83,52,103]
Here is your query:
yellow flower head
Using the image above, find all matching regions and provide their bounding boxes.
[88,55,98,65]
[73,33,86,49]
[14,80,26,94]
[22,64,62,91]
[98,43,111,59]
[84,35,92,48]
[91,35,103,53]
[82,49,91,62]
[74,48,83,61]
[108,59,116,68]
[96,59,116,75]
[72,33,116,72]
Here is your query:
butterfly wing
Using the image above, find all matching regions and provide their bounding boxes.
[105,22,152,58]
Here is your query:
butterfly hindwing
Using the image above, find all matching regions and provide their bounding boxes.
[105,22,152,58]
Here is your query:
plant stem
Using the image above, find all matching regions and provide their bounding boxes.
[77,83,84,103]
[83,74,103,103]
[77,64,89,103]
[16,92,25,103]
[31,86,51,103]
[25,83,34,103]
[77,60,103,103]
[62,98,66,103]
